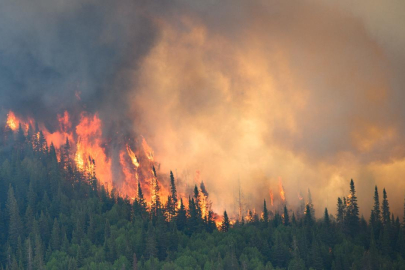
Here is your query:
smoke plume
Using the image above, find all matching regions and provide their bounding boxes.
[1,0,405,217]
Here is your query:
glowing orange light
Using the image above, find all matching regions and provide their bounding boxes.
[279,178,286,202]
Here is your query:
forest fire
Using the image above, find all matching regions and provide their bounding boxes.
[3,110,167,204]
[3,109,216,222]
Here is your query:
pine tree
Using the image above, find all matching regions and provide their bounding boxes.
[176,198,187,231]
[150,166,161,219]
[221,211,230,232]
[283,205,290,226]
[305,204,313,226]
[307,188,315,218]
[337,197,344,226]
[324,208,330,227]
[136,181,148,219]
[34,235,44,270]
[310,240,324,270]
[166,171,178,221]
[145,222,157,259]
[381,188,390,226]
[291,212,296,225]
[372,186,381,222]
[7,185,23,249]
[170,171,177,206]
[50,218,60,251]
[193,185,202,218]
[262,199,269,223]
[345,179,359,236]
[403,196,405,229]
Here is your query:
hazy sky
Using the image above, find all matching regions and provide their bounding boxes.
[1,0,404,217]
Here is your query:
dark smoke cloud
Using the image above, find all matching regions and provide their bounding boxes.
[0,0,157,134]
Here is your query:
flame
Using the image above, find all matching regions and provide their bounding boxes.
[6,111,19,131]
[3,110,191,212]
[75,113,113,190]
[127,145,140,168]
[279,178,286,202]
[142,137,154,161]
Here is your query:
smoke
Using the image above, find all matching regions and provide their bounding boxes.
[0,0,157,133]
[131,0,405,217]
[1,0,405,217]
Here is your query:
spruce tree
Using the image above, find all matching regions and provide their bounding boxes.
[372,186,381,222]
[324,208,330,227]
[170,171,177,206]
[262,199,269,223]
[176,198,187,231]
[345,179,359,236]
[50,219,60,251]
[221,211,230,232]
[150,166,161,219]
[283,205,289,226]
[307,188,315,218]
[336,197,344,226]
[136,181,147,219]
[305,204,313,226]
[403,196,405,229]
[381,188,390,226]
[193,185,202,218]
[7,185,23,249]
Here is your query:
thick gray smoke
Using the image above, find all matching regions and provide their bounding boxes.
[0,0,157,136]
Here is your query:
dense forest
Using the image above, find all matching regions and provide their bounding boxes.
[1,125,405,270]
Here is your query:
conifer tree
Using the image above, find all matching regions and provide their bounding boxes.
[305,204,313,226]
[136,181,148,219]
[221,211,230,232]
[150,166,161,219]
[372,186,381,222]
[381,188,390,226]
[345,179,359,236]
[170,171,177,206]
[34,235,44,270]
[193,185,202,218]
[166,171,178,221]
[324,208,330,227]
[7,185,23,249]
[403,196,405,229]
[283,205,289,226]
[262,199,269,223]
[50,218,60,251]
[176,198,187,231]
[291,212,296,225]
[337,197,344,226]
[307,188,315,218]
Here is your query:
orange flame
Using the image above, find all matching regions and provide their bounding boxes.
[6,111,19,131]
[279,178,286,202]
[142,137,154,161]
[127,145,140,168]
